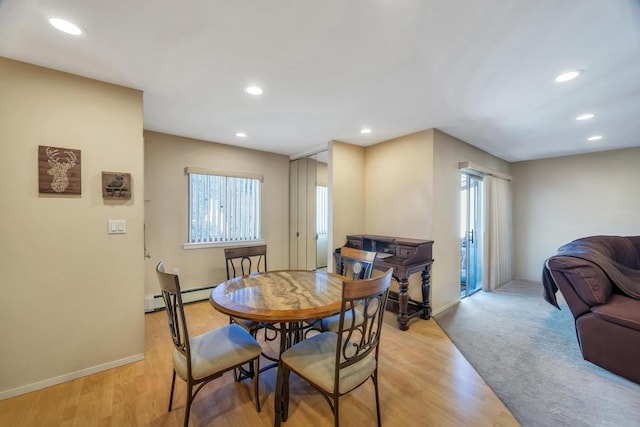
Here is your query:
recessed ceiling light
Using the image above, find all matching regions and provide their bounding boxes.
[360,128,372,134]
[555,70,583,83]
[576,113,596,121]
[49,17,83,36]
[587,135,603,141]
[244,86,263,95]
[236,132,247,138]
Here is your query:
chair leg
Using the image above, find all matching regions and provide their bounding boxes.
[168,370,177,411]
[283,367,291,421]
[334,394,339,427]
[274,363,284,427]
[253,357,261,413]
[184,383,193,427]
[373,371,381,427]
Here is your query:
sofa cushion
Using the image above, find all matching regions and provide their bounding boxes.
[591,294,640,331]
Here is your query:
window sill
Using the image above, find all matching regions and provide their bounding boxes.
[183,240,265,250]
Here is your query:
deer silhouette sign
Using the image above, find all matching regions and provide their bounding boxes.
[38,145,81,194]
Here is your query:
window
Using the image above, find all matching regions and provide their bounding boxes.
[316,184,328,236]
[187,169,261,245]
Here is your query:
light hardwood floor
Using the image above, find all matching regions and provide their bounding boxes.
[0,301,519,426]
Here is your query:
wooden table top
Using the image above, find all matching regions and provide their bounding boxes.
[210,270,345,322]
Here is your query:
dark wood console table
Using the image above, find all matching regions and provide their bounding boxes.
[337,235,434,331]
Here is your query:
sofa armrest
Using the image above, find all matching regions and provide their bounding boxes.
[545,256,614,320]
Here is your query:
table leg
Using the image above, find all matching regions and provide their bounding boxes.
[274,322,290,427]
[274,359,284,426]
[396,276,410,331]
[420,266,432,320]
[279,322,289,360]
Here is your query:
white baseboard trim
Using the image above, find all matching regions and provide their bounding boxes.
[432,299,460,317]
[0,353,145,401]
[511,276,542,285]
[145,285,214,312]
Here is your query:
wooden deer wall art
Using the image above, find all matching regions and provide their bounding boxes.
[38,145,81,194]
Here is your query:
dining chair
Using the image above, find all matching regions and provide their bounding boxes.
[224,244,268,337]
[224,244,267,279]
[335,246,377,280]
[156,261,262,427]
[224,245,282,374]
[308,246,377,334]
[274,268,393,427]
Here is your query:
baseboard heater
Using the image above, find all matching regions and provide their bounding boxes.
[144,285,216,312]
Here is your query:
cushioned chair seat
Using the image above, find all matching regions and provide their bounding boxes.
[319,307,364,333]
[282,332,376,394]
[233,318,261,333]
[173,323,263,381]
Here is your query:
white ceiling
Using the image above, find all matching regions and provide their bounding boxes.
[1,0,639,162]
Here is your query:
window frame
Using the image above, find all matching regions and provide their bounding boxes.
[183,167,264,249]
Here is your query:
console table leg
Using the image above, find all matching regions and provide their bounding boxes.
[421,266,432,320]
[396,277,410,331]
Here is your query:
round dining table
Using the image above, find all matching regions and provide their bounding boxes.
[211,269,346,422]
[210,269,344,321]
[209,270,345,371]
[210,269,345,355]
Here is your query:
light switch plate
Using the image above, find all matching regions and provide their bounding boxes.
[108,219,127,234]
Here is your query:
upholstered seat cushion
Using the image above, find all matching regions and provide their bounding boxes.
[319,307,364,333]
[173,323,262,381]
[281,332,376,394]
[233,317,260,331]
[591,294,640,331]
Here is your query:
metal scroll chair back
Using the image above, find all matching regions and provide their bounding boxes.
[308,246,377,334]
[156,261,262,427]
[156,261,190,366]
[225,244,267,279]
[336,268,392,366]
[275,268,393,427]
[336,246,376,279]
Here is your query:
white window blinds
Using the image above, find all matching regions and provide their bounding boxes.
[187,170,261,244]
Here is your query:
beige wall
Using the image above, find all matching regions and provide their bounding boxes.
[362,130,435,302]
[432,129,511,311]
[365,130,435,237]
[332,129,509,314]
[143,131,290,296]
[0,58,145,398]
[329,141,366,266]
[512,147,640,281]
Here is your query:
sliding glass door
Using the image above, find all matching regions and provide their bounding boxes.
[460,172,483,298]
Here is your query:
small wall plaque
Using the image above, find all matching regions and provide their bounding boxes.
[38,145,81,194]
[102,172,132,199]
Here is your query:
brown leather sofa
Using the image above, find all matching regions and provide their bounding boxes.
[542,235,640,384]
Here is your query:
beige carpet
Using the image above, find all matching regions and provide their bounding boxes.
[435,280,640,427]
